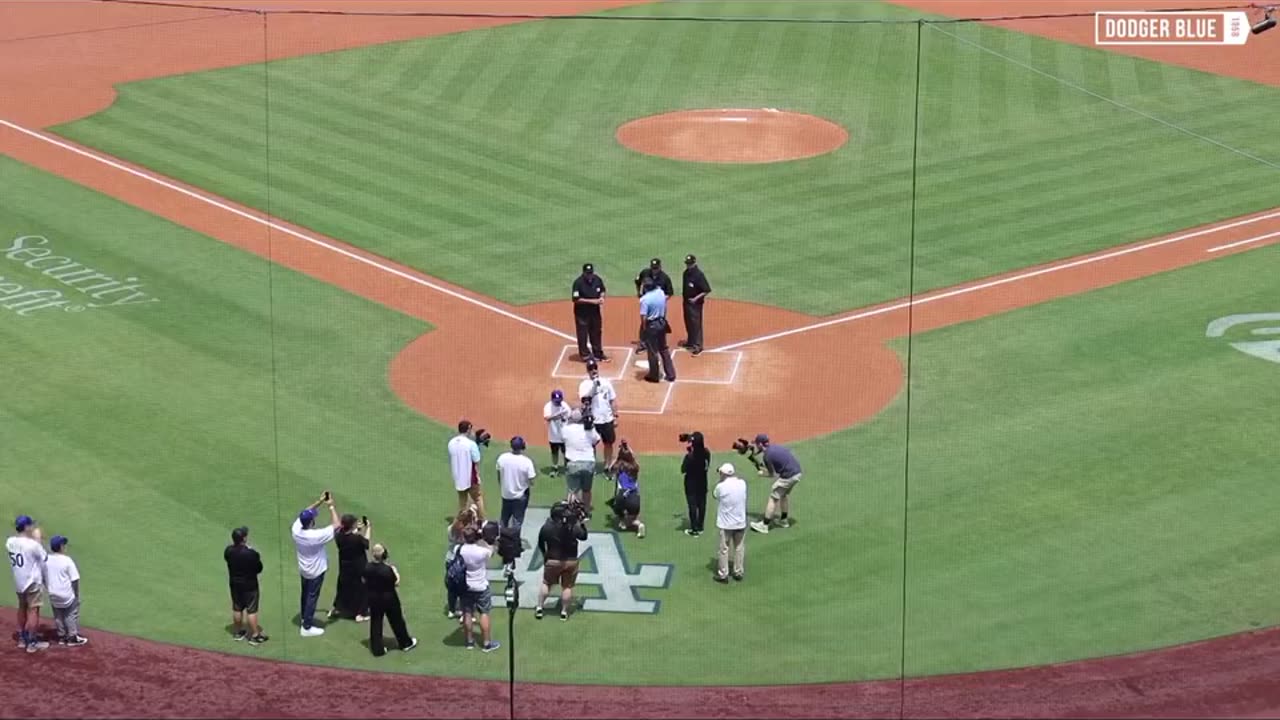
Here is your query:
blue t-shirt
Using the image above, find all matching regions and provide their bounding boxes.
[763,445,802,479]
[639,288,667,320]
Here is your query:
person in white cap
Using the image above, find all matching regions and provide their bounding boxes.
[712,463,748,583]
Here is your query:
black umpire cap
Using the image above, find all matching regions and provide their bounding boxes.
[583,262,594,273]
[684,254,696,265]
[650,257,662,268]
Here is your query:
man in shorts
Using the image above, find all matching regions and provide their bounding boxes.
[7,515,49,653]
[749,434,803,534]
[458,527,500,653]
[224,526,268,645]
[542,389,570,476]
[560,410,601,516]
[535,502,588,621]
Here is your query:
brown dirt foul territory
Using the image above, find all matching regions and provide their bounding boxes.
[616,108,850,164]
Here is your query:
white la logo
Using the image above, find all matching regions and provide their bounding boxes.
[1206,313,1280,365]
[488,507,673,613]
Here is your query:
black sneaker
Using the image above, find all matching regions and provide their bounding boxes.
[684,529,698,536]
[560,610,569,621]
[247,634,268,646]
[714,575,729,584]
[233,630,249,642]
[402,638,419,652]
[595,355,611,363]
[732,574,744,582]
[691,347,703,356]
[534,607,544,620]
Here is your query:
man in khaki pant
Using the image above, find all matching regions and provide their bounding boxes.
[712,463,747,583]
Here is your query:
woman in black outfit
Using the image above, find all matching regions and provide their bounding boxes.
[681,432,711,536]
[363,544,416,656]
[328,514,370,623]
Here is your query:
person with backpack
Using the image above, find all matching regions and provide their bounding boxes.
[444,508,478,620]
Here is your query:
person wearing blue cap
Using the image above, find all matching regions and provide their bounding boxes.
[7,515,49,653]
[46,536,88,647]
[542,389,570,476]
[748,434,803,535]
[496,436,538,530]
[292,491,341,637]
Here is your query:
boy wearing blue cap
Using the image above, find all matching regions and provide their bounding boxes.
[46,536,87,647]
[497,436,538,530]
[7,515,49,653]
[542,389,570,476]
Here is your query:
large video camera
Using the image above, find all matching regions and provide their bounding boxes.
[552,499,588,526]
[732,437,765,472]
[474,428,492,447]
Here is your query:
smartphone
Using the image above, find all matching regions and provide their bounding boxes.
[322,490,331,502]
[361,515,369,525]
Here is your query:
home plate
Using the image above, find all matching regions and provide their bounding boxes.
[635,359,649,371]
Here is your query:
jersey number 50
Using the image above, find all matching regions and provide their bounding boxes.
[7,552,22,568]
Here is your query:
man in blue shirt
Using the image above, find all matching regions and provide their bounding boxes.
[638,279,676,383]
[748,434,802,534]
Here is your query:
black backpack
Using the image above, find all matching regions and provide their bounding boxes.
[444,544,467,593]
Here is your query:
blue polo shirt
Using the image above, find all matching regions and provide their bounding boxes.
[639,287,667,320]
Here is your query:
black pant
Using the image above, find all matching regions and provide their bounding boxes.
[575,310,604,360]
[331,566,368,618]
[368,591,413,656]
[299,573,325,629]
[684,478,707,532]
[683,300,705,350]
[642,319,675,381]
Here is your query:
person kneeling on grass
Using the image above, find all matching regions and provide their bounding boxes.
[46,535,88,647]
[459,527,501,653]
[224,526,267,646]
[363,544,416,656]
[607,441,645,538]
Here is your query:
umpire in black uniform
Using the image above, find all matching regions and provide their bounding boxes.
[680,254,712,355]
[571,263,608,362]
[633,258,673,345]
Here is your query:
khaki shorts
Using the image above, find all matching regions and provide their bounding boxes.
[770,474,801,501]
[543,559,580,589]
[16,586,43,609]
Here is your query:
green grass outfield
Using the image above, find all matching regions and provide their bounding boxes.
[2,0,1277,686]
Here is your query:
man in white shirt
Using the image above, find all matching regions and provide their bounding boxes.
[459,527,500,653]
[713,463,748,583]
[497,436,537,529]
[560,410,602,515]
[448,420,486,523]
[292,493,340,637]
[45,535,87,647]
[542,389,570,476]
[577,359,619,468]
[7,514,49,653]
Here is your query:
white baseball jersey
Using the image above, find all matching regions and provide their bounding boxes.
[543,401,569,443]
[44,554,80,609]
[496,451,537,500]
[447,434,482,492]
[6,535,47,593]
[578,377,617,425]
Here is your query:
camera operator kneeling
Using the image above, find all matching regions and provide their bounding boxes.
[362,544,416,656]
[607,442,645,538]
[535,502,588,621]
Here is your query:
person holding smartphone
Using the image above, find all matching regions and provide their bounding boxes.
[328,514,371,623]
[363,544,417,656]
[292,491,340,637]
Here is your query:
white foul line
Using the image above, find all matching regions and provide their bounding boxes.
[0,118,576,342]
[1206,230,1280,254]
[712,210,1280,353]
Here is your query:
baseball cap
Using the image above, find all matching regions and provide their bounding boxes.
[718,462,736,475]
[582,262,594,273]
[50,535,68,552]
[585,357,598,373]
[14,515,34,532]
[551,389,564,402]
[299,508,318,526]
[684,254,696,265]
[754,433,770,445]
[650,257,662,268]
[231,526,248,544]
[511,436,526,451]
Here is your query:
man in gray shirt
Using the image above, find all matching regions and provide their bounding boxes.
[749,434,802,534]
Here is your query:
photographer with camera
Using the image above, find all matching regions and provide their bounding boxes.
[327,514,371,623]
[459,526,501,653]
[363,543,417,656]
[560,409,602,517]
[747,434,803,535]
[449,420,490,524]
[535,501,589,621]
[679,432,711,536]
[607,440,645,538]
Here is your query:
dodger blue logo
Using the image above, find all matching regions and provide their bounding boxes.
[1206,313,1280,365]
[488,507,673,614]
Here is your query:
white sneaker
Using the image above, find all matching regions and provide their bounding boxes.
[299,626,325,637]
[749,520,770,534]
[636,522,646,539]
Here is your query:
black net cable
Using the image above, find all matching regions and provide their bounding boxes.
[90,0,1265,25]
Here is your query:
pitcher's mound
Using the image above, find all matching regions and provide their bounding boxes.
[616,108,848,164]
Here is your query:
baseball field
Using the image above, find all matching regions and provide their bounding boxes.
[2,0,1280,717]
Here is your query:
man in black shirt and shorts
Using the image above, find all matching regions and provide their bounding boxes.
[535,502,588,621]
[224,526,268,646]
[571,263,608,363]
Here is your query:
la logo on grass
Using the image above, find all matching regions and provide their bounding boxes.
[1206,313,1280,365]
[489,507,672,614]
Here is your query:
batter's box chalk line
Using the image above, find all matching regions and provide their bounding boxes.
[550,345,635,381]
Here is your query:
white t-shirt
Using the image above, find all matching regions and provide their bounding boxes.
[561,423,601,464]
[6,535,47,593]
[291,518,335,579]
[577,377,617,425]
[497,451,537,500]
[44,554,79,608]
[447,434,482,492]
[460,543,492,592]
[543,401,570,443]
[714,476,748,530]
